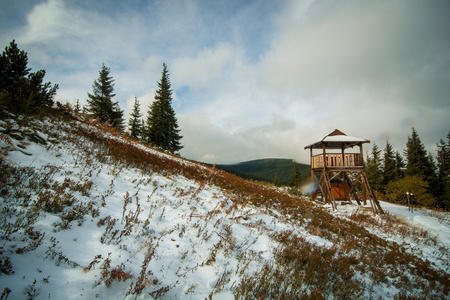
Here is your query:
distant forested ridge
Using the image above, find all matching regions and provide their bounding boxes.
[216,158,310,185]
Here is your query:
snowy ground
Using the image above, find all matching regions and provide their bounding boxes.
[335,200,450,271]
[0,116,304,299]
[335,199,450,251]
[1,113,449,299]
[381,201,450,249]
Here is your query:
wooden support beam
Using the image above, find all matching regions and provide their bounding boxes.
[322,171,337,210]
[330,170,342,181]
[343,171,362,205]
[315,170,326,200]
[361,171,383,214]
[311,172,321,201]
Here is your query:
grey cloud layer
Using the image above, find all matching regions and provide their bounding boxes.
[1,0,448,164]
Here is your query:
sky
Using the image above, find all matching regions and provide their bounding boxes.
[1,0,449,164]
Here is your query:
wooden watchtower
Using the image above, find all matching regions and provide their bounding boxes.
[304,129,383,214]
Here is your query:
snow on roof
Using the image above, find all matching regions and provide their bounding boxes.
[304,129,370,149]
[323,134,368,143]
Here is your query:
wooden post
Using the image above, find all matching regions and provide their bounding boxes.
[359,143,364,165]
[322,144,326,168]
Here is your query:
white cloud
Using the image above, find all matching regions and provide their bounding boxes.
[20,0,70,42]
[20,0,102,48]
[178,113,245,163]
[261,0,450,106]
[172,44,236,90]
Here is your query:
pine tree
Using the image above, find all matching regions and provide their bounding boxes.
[395,151,405,179]
[128,97,143,139]
[405,128,429,176]
[404,128,436,195]
[365,142,383,191]
[110,103,125,131]
[0,40,58,113]
[426,152,438,196]
[382,140,397,185]
[0,39,30,110]
[87,63,124,130]
[27,69,58,108]
[436,132,450,209]
[144,63,183,154]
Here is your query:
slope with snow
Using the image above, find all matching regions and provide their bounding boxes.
[1,110,449,299]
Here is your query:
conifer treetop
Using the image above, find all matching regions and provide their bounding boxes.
[86,63,123,130]
[143,62,183,154]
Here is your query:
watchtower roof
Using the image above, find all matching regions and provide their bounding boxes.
[304,129,370,150]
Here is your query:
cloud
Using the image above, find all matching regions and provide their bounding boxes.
[250,0,450,158]
[1,0,448,165]
[20,0,74,42]
[19,0,109,55]
[261,0,450,101]
[180,111,315,164]
[172,44,236,90]
[178,113,247,163]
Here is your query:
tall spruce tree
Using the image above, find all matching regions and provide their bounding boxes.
[405,128,430,176]
[436,132,450,209]
[0,40,58,113]
[395,151,405,179]
[382,140,397,185]
[426,153,438,196]
[404,127,436,195]
[87,63,124,130]
[128,97,143,139]
[144,63,183,154]
[365,142,383,191]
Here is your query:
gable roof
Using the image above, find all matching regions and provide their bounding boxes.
[304,129,370,150]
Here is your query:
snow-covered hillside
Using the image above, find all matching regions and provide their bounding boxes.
[1,110,449,299]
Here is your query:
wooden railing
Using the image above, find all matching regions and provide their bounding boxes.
[311,153,363,169]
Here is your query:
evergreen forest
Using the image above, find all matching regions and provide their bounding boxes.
[365,128,450,210]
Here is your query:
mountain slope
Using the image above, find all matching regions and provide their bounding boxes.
[0,109,449,299]
[218,158,310,185]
